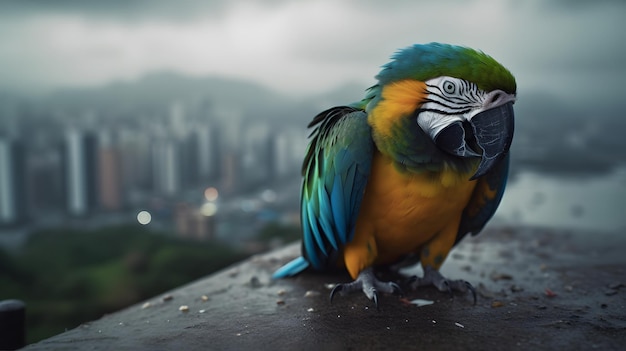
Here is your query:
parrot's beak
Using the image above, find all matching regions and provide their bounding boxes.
[435,101,514,180]
[469,101,515,180]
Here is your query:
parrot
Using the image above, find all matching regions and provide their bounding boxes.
[273,42,516,306]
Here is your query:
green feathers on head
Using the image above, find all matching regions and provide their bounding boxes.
[376,42,516,94]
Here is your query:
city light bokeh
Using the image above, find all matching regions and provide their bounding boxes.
[136,210,152,225]
[204,187,219,202]
[200,203,218,217]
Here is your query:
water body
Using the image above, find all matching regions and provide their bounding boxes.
[2,169,624,250]
[494,168,626,233]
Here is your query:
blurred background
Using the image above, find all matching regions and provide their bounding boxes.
[0,0,625,344]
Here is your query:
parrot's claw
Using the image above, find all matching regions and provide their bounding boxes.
[408,266,477,305]
[329,267,403,308]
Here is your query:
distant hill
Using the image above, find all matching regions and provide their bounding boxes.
[31,72,365,125]
[2,72,625,177]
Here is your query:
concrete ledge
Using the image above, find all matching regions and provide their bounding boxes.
[23,227,626,350]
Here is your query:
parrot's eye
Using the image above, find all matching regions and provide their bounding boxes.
[443,80,456,95]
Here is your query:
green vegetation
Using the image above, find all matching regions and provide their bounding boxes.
[0,224,248,344]
[257,222,300,244]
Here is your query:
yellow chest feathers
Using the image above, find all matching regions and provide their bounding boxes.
[341,151,479,277]
[357,152,477,237]
[368,151,476,199]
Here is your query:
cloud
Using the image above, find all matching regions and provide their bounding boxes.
[0,0,624,105]
[0,0,233,22]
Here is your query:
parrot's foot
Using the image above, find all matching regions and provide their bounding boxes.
[408,266,477,304]
[330,267,403,308]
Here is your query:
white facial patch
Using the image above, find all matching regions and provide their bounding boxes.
[417,109,463,140]
[416,76,514,139]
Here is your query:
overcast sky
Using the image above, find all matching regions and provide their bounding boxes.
[0,0,624,105]
[0,1,624,230]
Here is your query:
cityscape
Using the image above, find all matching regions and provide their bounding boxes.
[1,2,625,347]
[0,91,310,250]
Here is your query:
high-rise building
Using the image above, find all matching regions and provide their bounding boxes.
[98,130,124,211]
[169,101,187,138]
[180,131,200,187]
[240,124,271,187]
[174,202,216,240]
[151,138,181,196]
[118,127,151,192]
[272,127,307,179]
[181,123,219,187]
[62,129,98,216]
[0,136,26,226]
[25,143,65,217]
[219,152,240,195]
[195,124,216,182]
[271,131,290,179]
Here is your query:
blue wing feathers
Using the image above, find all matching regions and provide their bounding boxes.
[306,199,328,257]
[343,163,357,210]
[272,256,310,279]
[302,200,322,268]
[317,183,338,250]
[456,154,510,243]
[273,107,373,277]
[330,178,347,243]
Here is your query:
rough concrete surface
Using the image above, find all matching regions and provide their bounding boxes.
[23,227,626,350]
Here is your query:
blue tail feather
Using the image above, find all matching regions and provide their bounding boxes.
[272,256,309,279]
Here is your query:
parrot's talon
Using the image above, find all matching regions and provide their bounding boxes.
[409,266,477,303]
[465,281,477,305]
[443,280,453,298]
[329,284,344,304]
[391,282,404,297]
[328,267,399,306]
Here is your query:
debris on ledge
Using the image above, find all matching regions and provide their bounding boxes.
[23,228,626,350]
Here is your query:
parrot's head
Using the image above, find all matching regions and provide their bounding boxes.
[364,43,516,179]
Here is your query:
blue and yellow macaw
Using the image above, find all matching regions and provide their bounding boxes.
[273,43,516,305]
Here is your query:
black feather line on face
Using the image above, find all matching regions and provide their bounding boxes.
[426,80,483,106]
[414,107,472,116]
[421,95,474,113]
